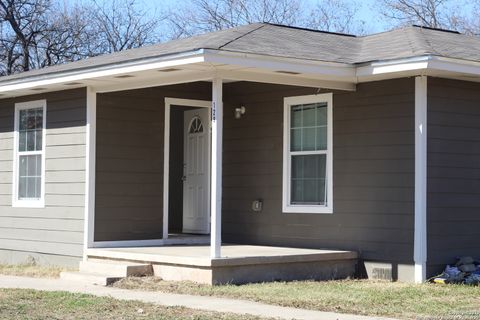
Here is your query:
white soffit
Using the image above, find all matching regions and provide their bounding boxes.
[2,50,480,97]
[356,55,480,82]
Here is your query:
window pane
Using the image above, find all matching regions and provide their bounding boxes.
[27,109,36,129]
[291,128,302,151]
[302,127,316,151]
[316,103,327,126]
[18,154,41,200]
[19,131,26,152]
[19,156,28,176]
[290,102,328,152]
[19,177,27,199]
[19,110,28,131]
[35,129,42,151]
[316,126,328,150]
[18,107,43,152]
[291,106,302,128]
[26,177,37,198]
[291,154,327,205]
[35,108,43,129]
[26,131,35,151]
[35,177,41,198]
[302,105,316,127]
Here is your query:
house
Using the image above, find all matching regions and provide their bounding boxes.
[0,23,479,284]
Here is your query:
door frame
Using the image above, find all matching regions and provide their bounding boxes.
[163,98,211,239]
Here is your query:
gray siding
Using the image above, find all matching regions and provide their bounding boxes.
[95,83,210,241]
[222,78,415,265]
[0,88,86,265]
[427,78,480,276]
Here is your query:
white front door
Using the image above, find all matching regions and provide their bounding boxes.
[183,108,210,234]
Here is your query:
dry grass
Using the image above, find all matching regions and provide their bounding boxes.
[0,288,270,320]
[0,263,68,278]
[115,277,480,319]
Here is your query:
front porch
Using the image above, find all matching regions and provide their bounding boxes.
[85,244,358,285]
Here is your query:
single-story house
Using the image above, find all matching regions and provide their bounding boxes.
[0,23,479,284]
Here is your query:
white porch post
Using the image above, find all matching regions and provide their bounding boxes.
[414,76,427,283]
[83,87,97,260]
[211,77,223,258]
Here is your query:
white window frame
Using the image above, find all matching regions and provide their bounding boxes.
[283,93,333,214]
[12,100,47,208]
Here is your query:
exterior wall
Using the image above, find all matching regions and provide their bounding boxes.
[427,78,480,276]
[222,78,416,278]
[95,83,210,241]
[0,88,87,266]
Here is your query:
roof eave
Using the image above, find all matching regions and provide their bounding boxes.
[0,49,206,93]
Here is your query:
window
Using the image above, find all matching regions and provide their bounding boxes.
[283,94,333,214]
[13,100,46,208]
[188,116,204,134]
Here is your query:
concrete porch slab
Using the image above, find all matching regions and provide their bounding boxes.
[86,244,358,285]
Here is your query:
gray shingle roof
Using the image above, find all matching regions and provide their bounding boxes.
[1,23,480,83]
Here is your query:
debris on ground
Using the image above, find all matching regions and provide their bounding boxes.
[432,257,480,285]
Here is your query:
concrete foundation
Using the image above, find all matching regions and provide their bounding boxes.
[363,261,416,282]
[86,244,358,285]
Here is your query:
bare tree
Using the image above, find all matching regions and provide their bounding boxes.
[0,0,164,76]
[378,0,467,30]
[166,0,366,39]
[167,0,303,38]
[88,0,163,54]
[0,0,51,73]
[305,0,366,35]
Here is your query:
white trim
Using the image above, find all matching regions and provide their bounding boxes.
[0,52,205,93]
[356,56,430,77]
[12,100,47,208]
[210,77,223,258]
[282,93,333,214]
[84,88,97,257]
[163,98,211,240]
[414,76,428,283]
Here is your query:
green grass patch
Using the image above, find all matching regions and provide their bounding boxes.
[0,289,270,320]
[0,263,68,278]
[115,277,480,319]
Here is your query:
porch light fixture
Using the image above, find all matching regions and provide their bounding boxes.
[235,106,246,119]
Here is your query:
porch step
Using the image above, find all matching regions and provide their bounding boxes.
[79,260,153,277]
[60,271,123,286]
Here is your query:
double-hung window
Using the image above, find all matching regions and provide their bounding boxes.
[283,93,333,214]
[13,100,46,208]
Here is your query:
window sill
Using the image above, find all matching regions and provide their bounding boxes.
[283,205,333,214]
[12,200,45,209]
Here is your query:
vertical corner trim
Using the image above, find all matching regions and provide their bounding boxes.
[84,87,97,259]
[414,76,427,283]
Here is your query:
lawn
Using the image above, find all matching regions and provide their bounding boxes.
[0,288,270,320]
[0,263,65,278]
[114,277,480,319]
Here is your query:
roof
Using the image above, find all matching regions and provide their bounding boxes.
[1,23,480,84]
